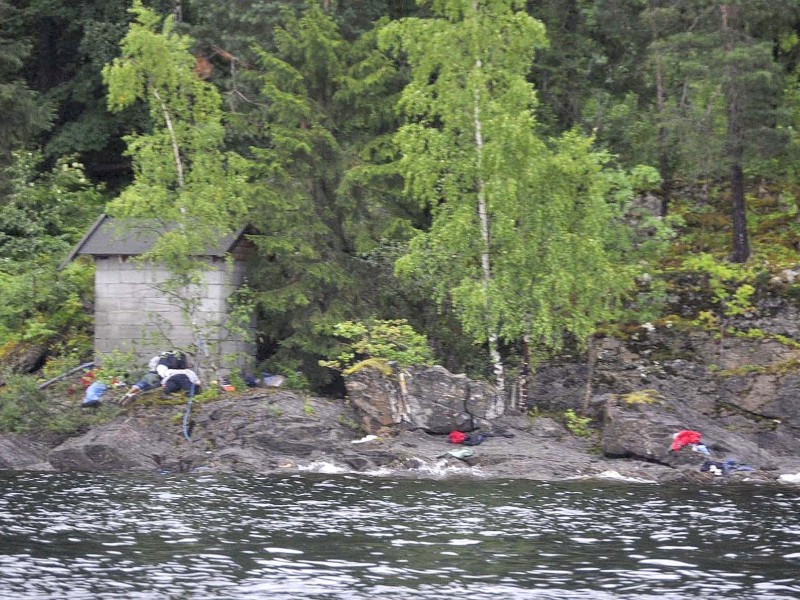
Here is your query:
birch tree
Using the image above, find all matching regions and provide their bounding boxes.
[102,1,252,372]
[103,1,249,238]
[381,0,547,398]
[383,0,651,408]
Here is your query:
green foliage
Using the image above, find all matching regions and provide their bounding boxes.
[0,259,94,352]
[717,363,767,378]
[48,402,123,435]
[320,319,434,372]
[0,371,121,434]
[382,0,547,389]
[243,5,421,391]
[0,371,48,432]
[40,352,89,382]
[193,386,221,404]
[93,349,138,385]
[103,1,251,240]
[773,334,800,349]
[385,0,655,387]
[739,328,768,340]
[563,409,593,438]
[338,413,365,434]
[265,403,284,418]
[343,358,394,377]
[682,253,757,322]
[302,398,315,416]
[0,151,101,355]
[0,1,52,157]
[0,151,104,263]
[15,0,135,175]
[263,356,311,392]
[9,0,800,396]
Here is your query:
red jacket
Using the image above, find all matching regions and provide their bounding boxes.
[671,429,701,451]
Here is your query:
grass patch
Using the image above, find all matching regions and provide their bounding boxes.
[615,389,665,405]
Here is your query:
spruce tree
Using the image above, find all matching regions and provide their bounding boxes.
[243,4,418,389]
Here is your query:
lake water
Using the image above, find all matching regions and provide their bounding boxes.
[0,471,798,599]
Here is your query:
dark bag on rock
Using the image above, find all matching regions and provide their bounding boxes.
[158,350,187,370]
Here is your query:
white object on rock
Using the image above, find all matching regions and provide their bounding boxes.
[778,472,800,484]
[351,434,378,444]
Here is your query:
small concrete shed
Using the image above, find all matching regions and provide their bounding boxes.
[64,214,255,373]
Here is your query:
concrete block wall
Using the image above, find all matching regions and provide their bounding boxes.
[93,257,254,377]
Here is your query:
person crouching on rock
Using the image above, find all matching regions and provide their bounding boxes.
[158,366,201,395]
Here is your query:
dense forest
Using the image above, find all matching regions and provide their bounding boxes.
[3,0,800,403]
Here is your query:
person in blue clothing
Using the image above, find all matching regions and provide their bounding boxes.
[121,355,162,405]
[81,379,107,408]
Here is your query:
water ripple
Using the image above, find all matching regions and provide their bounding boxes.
[0,472,798,598]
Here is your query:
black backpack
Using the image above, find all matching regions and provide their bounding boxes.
[158,350,187,370]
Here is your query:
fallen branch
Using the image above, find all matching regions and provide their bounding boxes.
[37,361,95,390]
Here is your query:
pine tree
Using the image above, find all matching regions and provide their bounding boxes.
[0,0,51,163]
[643,1,798,261]
[17,0,138,186]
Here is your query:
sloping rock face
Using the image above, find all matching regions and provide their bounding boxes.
[0,436,52,470]
[48,418,179,472]
[531,324,800,478]
[601,395,780,472]
[345,365,503,434]
[44,391,361,474]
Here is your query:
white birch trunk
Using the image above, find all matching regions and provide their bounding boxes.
[473,46,505,417]
[151,88,185,190]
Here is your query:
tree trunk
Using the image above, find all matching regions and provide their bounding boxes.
[729,159,749,262]
[519,319,532,412]
[33,19,61,91]
[721,5,749,263]
[473,48,505,400]
[151,88,185,190]
[649,5,671,217]
[581,335,596,414]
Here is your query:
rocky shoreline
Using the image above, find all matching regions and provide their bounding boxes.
[0,389,711,483]
[3,319,800,485]
[0,374,797,485]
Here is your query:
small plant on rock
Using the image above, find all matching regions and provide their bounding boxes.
[303,397,315,416]
[617,389,664,405]
[563,409,593,437]
[319,319,435,373]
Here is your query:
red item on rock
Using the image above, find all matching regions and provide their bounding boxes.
[80,370,96,388]
[671,429,701,451]
[448,431,467,444]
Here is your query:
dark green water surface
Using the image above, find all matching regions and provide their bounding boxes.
[0,471,798,598]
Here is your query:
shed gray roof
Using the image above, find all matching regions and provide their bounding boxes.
[61,214,248,266]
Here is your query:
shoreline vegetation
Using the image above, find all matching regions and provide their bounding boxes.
[3,3,800,487]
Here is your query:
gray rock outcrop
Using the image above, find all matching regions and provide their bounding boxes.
[345,364,503,434]
[1,320,800,484]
